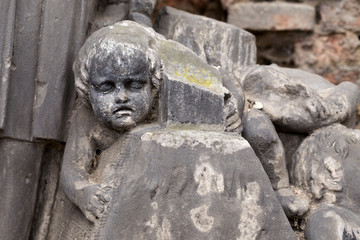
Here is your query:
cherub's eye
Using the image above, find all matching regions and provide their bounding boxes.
[95,81,114,93]
[126,80,146,90]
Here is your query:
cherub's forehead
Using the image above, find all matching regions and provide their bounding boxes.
[89,50,149,81]
[94,39,143,56]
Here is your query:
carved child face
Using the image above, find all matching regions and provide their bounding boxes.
[89,49,153,130]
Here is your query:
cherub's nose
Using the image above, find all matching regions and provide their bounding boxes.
[115,88,128,103]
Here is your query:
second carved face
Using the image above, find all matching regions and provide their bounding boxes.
[89,48,153,131]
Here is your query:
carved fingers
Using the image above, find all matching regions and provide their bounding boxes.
[82,184,111,223]
[224,95,242,133]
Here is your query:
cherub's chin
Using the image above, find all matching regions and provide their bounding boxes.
[111,116,136,130]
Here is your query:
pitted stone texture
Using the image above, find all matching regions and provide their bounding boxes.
[242,65,360,133]
[161,79,225,128]
[92,127,296,240]
[155,7,256,79]
[228,2,315,31]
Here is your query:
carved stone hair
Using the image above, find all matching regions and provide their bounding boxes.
[73,22,163,106]
[290,124,360,198]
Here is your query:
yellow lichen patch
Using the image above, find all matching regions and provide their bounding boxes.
[174,66,218,90]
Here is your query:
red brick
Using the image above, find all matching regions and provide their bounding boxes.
[295,32,360,70]
[319,0,360,33]
[294,32,360,85]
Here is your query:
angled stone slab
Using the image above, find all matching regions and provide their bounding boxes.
[155,6,256,80]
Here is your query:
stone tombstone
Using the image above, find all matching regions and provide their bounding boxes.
[52,21,295,239]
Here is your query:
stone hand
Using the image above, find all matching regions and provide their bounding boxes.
[80,184,111,223]
[275,188,310,218]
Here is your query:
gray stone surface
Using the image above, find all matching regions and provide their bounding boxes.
[161,78,225,127]
[0,1,98,239]
[92,2,129,32]
[278,132,307,172]
[128,0,157,27]
[95,128,296,240]
[155,6,257,80]
[242,109,310,218]
[0,139,45,240]
[32,0,97,141]
[0,0,97,141]
[29,144,64,240]
[228,2,315,31]
[305,205,360,240]
[0,0,15,130]
[242,65,360,133]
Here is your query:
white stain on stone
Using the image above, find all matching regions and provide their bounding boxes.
[194,162,224,196]
[151,202,158,210]
[237,182,262,240]
[145,202,159,229]
[156,217,172,240]
[141,130,250,155]
[145,214,158,229]
[190,204,214,232]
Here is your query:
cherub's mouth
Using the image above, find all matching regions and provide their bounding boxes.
[113,106,133,118]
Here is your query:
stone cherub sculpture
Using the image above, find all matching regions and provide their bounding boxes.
[61,30,160,222]
[59,21,295,239]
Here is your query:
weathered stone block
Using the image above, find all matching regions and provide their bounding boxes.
[154,25,228,129]
[228,2,315,31]
[94,127,296,239]
[161,78,225,128]
[155,6,256,79]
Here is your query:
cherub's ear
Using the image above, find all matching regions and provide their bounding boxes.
[149,54,162,90]
[151,75,160,90]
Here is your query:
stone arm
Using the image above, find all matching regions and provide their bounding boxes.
[60,104,115,222]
